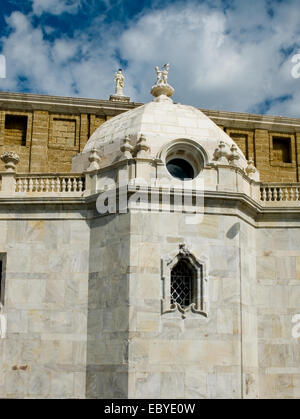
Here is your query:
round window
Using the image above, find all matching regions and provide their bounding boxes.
[166,158,195,180]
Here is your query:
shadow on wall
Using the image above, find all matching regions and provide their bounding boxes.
[226,222,240,240]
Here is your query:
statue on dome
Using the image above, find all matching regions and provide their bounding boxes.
[110,68,130,102]
[114,69,125,96]
[151,63,174,101]
[155,64,170,86]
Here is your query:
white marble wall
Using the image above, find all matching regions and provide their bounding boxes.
[0,215,90,398]
[126,212,258,399]
[256,228,300,399]
[86,213,131,398]
[1,203,300,398]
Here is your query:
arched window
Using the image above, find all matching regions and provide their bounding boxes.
[170,259,196,308]
[161,243,208,319]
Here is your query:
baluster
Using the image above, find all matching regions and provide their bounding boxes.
[273,188,278,201]
[278,188,283,201]
[72,178,78,192]
[62,178,66,192]
[78,179,83,192]
[67,178,72,192]
[29,178,33,192]
[56,178,61,192]
[296,188,299,201]
[51,179,55,192]
[45,178,50,192]
[40,178,45,192]
[290,187,294,201]
[283,188,288,201]
[267,188,272,201]
[34,178,39,192]
[23,178,28,192]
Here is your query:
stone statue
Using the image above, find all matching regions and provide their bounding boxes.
[155,64,170,85]
[151,64,174,101]
[0,303,6,339]
[114,69,125,96]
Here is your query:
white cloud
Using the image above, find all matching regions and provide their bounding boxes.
[0,11,120,98]
[118,0,300,116]
[32,0,81,16]
[0,1,300,117]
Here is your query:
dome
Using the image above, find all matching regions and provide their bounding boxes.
[83,100,247,169]
[76,68,248,173]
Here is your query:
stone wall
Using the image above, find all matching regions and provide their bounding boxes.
[256,228,300,398]
[0,110,93,173]
[0,92,300,182]
[0,209,90,398]
[86,213,131,398]
[109,211,258,399]
[224,128,299,182]
[0,195,300,398]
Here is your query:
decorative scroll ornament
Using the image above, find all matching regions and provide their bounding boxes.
[135,134,150,158]
[120,135,134,159]
[213,141,228,164]
[178,242,190,257]
[161,243,208,320]
[228,144,240,166]
[245,159,257,178]
[151,64,174,102]
[1,151,20,172]
[246,159,259,181]
[87,148,101,171]
[213,141,241,166]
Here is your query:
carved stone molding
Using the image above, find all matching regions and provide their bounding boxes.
[135,134,150,158]
[213,141,229,164]
[120,135,134,159]
[161,243,208,319]
[86,148,101,172]
[1,151,20,172]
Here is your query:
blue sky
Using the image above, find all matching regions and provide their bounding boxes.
[0,0,300,117]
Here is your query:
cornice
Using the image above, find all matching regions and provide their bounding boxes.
[0,91,299,131]
[0,91,143,116]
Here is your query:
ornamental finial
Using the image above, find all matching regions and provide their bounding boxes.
[151,63,174,102]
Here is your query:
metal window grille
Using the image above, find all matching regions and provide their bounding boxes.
[170,260,194,307]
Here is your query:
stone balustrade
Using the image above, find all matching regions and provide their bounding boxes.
[15,174,85,194]
[260,184,300,205]
[1,159,300,207]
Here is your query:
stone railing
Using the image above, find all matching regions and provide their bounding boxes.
[0,152,88,196]
[15,174,85,193]
[1,150,300,207]
[260,184,300,205]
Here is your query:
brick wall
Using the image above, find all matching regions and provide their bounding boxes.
[0,108,108,173]
[0,96,299,181]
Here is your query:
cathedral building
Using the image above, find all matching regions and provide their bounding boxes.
[0,67,299,399]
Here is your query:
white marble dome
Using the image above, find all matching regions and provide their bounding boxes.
[78,96,248,172]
